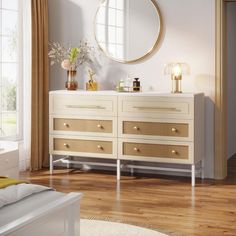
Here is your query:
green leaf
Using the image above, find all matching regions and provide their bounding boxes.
[69,47,80,64]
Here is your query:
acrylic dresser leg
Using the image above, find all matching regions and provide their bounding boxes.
[130,167,134,176]
[191,164,195,187]
[117,159,120,180]
[66,156,70,169]
[201,160,205,179]
[50,154,53,174]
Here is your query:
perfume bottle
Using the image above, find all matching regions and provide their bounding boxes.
[133,78,141,91]
[86,69,98,91]
[124,75,132,92]
[118,79,124,92]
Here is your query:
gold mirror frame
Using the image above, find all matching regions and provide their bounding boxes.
[94,0,162,64]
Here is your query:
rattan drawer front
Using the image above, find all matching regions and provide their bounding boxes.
[123,142,189,159]
[54,138,113,154]
[54,118,113,133]
[123,121,189,137]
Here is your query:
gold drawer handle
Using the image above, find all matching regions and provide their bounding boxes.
[63,123,69,128]
[133,126,139,130]
[66,105,106,110]
[171,128,178,133]
[97,145,103,150]
[133,106,181,112]
[63,143,69,148]
[171,150,178,155]
[134,147,140,152]
[97,124,103,129]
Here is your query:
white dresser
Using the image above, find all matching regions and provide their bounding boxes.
[0,141,19,179]
[49,91,118,174]
[49,90,204,186]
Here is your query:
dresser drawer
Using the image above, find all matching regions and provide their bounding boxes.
[0,150,19,172]
[53,138,113,155]
[50,94,117,116]
[118,138,193,163]
[123,142,189,159]
[118,96,193,119]
[53,118,113,134]
[122,121,189,137]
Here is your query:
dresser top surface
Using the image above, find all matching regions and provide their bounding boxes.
[49,90,203,97]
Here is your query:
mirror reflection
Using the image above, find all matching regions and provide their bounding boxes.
[95,0,161,63]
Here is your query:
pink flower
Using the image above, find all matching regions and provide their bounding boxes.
[61,59,71,70]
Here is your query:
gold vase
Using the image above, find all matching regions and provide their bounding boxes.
[65,70,78,90]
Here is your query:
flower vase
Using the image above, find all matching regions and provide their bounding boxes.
[65,70,78,90]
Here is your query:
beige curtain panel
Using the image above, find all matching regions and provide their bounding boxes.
[31,0,49,170]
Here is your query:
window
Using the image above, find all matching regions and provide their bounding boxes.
[0,0,22,139]
[96,0,125,59]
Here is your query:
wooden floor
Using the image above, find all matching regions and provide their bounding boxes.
[21,158,236,236]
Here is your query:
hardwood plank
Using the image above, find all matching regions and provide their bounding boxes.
[20,160,236,236]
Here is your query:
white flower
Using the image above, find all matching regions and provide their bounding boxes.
[61,59,71,70]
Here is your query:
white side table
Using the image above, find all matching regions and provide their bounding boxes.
[0,141,19,179]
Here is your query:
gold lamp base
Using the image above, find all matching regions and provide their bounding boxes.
[172,79,182,93]
[164,62,189,94]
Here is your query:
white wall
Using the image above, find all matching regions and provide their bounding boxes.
[127,0,159,60]
[227,3,236,159]
[48,0,216,178]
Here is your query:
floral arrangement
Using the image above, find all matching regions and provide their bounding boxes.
[48,41,93,71]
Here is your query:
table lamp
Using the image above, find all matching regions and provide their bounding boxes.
[164,62,190,93]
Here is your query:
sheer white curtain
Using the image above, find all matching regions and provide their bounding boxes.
[19,0,32,171]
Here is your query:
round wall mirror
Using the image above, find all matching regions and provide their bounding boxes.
[95,0,162,63]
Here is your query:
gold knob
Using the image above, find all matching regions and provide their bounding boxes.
[97,145,103,150]
[63,123,69,127]
[63,143,69,148]
[97,124,103,129]
[171,128,177,132]
[171,150,177,154]
[133,126,139,130]
[134,147,140,152]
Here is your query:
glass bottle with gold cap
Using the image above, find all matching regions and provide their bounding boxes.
[86,69,98,91]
